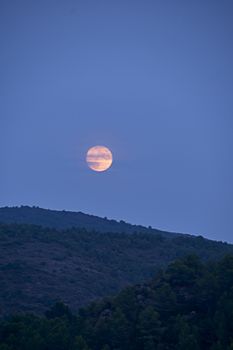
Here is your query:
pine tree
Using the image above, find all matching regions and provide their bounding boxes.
[137,306,161,348]
[73,335,90,350]
[175,316,200,350]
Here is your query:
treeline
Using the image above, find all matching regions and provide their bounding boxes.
[0,206,165,234]
[0,255,233,350]
[1,223,232,316]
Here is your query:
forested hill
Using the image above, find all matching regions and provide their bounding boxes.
[0,223,233,316]
[1,255,233,350]
[0,206,174,236]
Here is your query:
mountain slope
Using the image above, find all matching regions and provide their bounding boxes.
[0,206,174,237]
[0,222,232,316]
[1,255,233,350]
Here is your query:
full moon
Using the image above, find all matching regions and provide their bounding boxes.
[86,146,113,172]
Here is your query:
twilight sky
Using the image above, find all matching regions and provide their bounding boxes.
[1,0,233,242]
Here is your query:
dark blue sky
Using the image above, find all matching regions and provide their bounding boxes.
[1,0,233,242]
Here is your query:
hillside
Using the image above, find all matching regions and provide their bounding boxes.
[0,206,171,236]
[0,222,233,316]
[1,255,233,350]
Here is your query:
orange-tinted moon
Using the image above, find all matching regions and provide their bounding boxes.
[86,146,113,172]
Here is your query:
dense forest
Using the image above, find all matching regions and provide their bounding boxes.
[0,255,233,350]
[1,223,233,315]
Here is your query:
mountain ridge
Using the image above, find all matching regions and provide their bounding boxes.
[0,206,180,238]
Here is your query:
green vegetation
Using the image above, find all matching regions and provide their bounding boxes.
[0,223,233,316]
[1,222,233,316]
[1,255,233,349]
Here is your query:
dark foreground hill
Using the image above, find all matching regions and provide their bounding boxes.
[0,222,233,316]
[0,206,172,236]
[1,255,233,350]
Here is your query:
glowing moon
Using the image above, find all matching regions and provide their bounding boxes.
[86,146,113,172]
